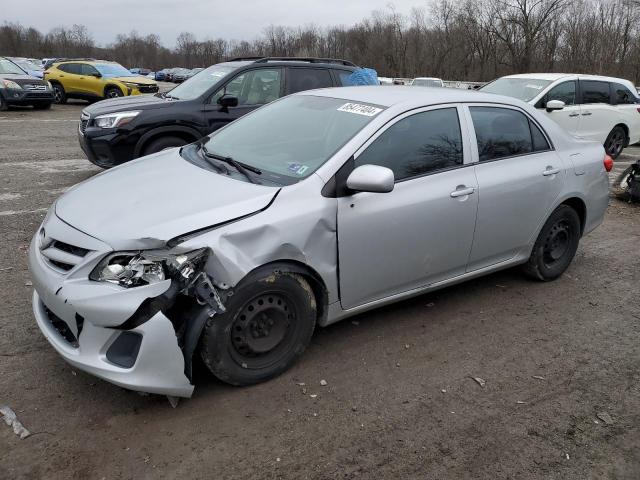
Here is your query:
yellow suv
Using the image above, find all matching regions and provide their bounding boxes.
[44,59,159,104]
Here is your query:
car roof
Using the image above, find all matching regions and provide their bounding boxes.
[303,85,514,108]
[503,72,634,83]
[414,77,442,81]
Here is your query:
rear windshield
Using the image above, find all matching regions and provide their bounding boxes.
[481,77,552,102]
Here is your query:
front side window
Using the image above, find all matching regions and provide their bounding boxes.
[546,81,576,106]
[470,106,551,161]
[212,68,282,106]
[581,81,610,104]
[287,68,333,94]
[354,108,463,181]
[612,83,636,104]
[80,64,98,76]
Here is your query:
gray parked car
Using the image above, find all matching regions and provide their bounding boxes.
[28,87,610,399]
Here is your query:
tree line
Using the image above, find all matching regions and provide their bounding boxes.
[2,0,640,82]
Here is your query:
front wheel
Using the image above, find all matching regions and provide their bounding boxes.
[105,87,123,99]
[200,270,317,386]
[523,205,581,281]
[604,126,626,159]
[142,136,188,156]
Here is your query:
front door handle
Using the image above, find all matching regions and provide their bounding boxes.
[582,112,592,116]
[569,113,580,117]
[543,167,561,176]
[450,186,475,198]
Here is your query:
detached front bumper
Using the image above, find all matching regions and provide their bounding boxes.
[28,213,194,397]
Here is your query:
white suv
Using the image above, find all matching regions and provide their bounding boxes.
[481,73,640,158]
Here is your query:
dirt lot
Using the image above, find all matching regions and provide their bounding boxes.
[1,100,639,480]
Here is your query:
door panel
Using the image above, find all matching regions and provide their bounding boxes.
[539,80,581,136]
[338,169,479,309]
[578,80,615,142]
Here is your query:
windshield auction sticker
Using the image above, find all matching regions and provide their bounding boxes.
[337,103,383,116]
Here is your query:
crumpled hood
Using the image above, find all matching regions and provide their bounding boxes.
[55,150,279,250]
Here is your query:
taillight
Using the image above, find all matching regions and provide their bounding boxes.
[604,155,614,172]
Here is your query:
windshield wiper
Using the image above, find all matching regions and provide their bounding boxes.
[201,145,262,183]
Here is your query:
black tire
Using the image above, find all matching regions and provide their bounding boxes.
[32,102,52,110]
[611,165,633,199]
[200,270,317,386]
[523,205,581,281]
[142,136,188,155]
[0,94,7,111]
[604,126,626,159]
[52,83,67,104]
[105,87,123,99]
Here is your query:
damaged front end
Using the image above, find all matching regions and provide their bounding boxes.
[94,248,230,383]
[29,213,231,399]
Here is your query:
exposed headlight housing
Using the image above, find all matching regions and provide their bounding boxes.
[0,79,22,89]
[90,249,207,288]
[94,111,140,129]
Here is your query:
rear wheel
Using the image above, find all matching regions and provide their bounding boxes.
[142,136,188,156]
[200,271,317,386]
[52,83,67,104]
[523,205,581,281]
[604,126,626,159]
[105,87,123,99]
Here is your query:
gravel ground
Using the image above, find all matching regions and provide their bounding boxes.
[0,100,639,480]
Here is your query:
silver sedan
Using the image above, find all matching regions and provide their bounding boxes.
[28,87,611,399]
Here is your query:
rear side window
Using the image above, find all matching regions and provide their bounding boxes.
[470,107,549,161]
[355,108,463,181]
[546,81,576,106]
[287,68,333,94]
[612,83,636,104]
[334,70,354,86]
[581,81,611,104]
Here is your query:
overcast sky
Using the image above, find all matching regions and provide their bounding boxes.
[4,0,426,47]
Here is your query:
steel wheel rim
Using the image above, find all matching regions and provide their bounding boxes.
[230,293,295,366]
[543,220,571,266]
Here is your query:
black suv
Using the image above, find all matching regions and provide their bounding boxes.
[0,57,54,110]
[78,57,361,168]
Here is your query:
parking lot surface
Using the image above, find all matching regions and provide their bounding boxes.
[1,100,639,480]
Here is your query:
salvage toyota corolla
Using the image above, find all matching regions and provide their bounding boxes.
[29,87,611,399]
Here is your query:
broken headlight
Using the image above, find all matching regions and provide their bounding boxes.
[90,249,206,288]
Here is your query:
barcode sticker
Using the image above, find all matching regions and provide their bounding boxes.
[337,103,383,116]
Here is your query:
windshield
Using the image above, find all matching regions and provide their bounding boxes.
[480,77,552,102]
[94,63,135,78]
[0,58,26,75]
[14,59,42,72]
[195,95,385,183]
[412,79,442,87]
[167,64,238,100]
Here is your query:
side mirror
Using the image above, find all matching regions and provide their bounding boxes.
[218,94,238,108]
[346,165,395,193]
[546,99,565,111]
[92,72,102,78]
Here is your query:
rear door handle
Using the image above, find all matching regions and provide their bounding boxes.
[582,112,592,116]
[450,186,475,198]
[543,167,561,176]
[568,113,580,117]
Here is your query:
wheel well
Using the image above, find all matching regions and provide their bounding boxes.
[139,130,198,155]
[240,260,329,324]
[561,197,586,235]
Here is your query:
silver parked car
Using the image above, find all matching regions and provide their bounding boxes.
[28,87,611,398]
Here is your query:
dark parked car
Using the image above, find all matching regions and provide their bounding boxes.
[0,57,54,110]
[155,69,168,81]
[78,57,363,168]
